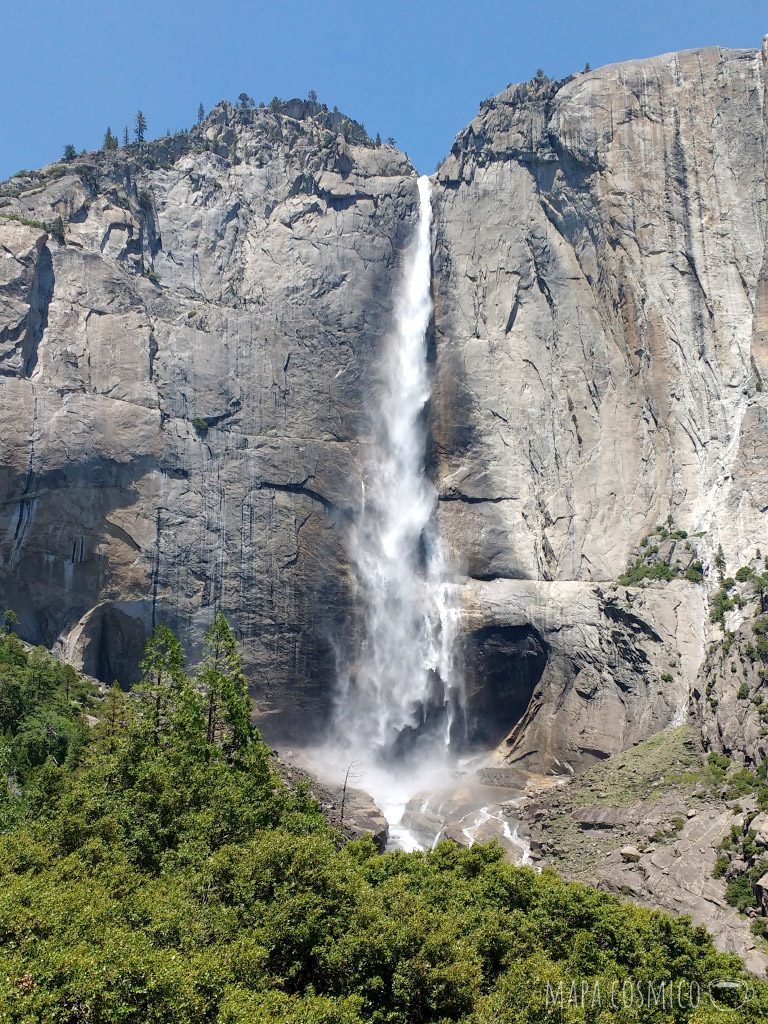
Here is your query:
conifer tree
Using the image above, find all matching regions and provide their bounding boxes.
[134,110,147,144]
[199,612,252,754]
[197,102,205,124]
[102,127,118,152]
[136,624,185,748]
[123,125,129,147]
[715,544,726,581]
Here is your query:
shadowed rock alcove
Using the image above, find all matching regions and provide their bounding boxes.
[460,624,547,749]
[79,605,148,687]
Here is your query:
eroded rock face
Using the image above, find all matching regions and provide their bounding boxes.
[433,44,767,582]
[460,578,705,771]
[0,103,417,737]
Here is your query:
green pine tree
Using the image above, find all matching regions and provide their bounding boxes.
[134,110,147,144]
[199,611,252,754]
[135,624,185,748]
[715,543,726,581]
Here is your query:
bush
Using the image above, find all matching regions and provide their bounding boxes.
[48,215,65,244]
[684,560,704,583]
[192,416,209,436]
[713,855,729,878]
[725,874,756,912]
[0,622,767,1022]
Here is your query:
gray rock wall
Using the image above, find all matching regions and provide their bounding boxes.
[0,105,417,737]
[1,42,767,766]
[432,42,768,768]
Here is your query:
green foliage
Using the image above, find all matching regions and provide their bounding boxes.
[738,682,750,700]
[711,585,737,625]
[102,126,118,152]
[713,855,729,878]
[192,416,209,436]
[618,560,675,586]
[684,560,704,582]
[723,768,758,800]
[48,215,65,244]
[715,544,726,578]
[134,110,148,143]
[199,611,252,752]
[619,524,702,586]
[725,874,755,912]
[707,751,731,786]
[197,102,205,124]
[0,212,48,231]
[62,143,77,161]
[1,625,767,1021]
[660,672,673,683]
[237,92,255,109]
[0,632,92,829]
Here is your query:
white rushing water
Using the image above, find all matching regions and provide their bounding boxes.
[330,176,463,807]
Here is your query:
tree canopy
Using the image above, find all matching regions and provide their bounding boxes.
[0,617,765,1022]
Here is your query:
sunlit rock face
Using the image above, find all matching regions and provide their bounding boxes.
[1,41,767,770]
[0,103,417,736]
[431,42,768,769]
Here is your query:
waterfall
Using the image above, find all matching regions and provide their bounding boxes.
[333,176,462,787]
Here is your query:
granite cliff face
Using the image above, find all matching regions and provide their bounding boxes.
[2,42,768,769]
[432,41,768,769]
[0,102,416,736]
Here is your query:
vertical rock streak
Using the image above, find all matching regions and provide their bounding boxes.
[335,176,462,762]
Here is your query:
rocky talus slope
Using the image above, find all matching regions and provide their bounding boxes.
[519,727,768,975]
[1,42,767,777]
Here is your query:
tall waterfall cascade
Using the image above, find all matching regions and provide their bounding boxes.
[331,176,464,837]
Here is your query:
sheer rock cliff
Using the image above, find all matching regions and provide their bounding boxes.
[432,41,768,769]
[1,41,767,770]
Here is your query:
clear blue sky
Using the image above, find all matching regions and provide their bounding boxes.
[0,0,764,178]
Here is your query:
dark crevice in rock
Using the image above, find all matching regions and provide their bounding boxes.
[22,244,54,377]
[601,601,663,642]
[256,479,338,513]
[460,624,548,750]
[467,571,529,582]
[439,489,512,505]
[79,604,149,687]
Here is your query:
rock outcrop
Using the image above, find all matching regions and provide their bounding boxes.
[520,726,768,975]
